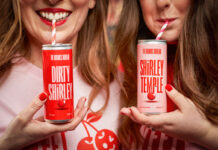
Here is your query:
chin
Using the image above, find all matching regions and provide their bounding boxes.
[161,35,178,44]
[41,39,52,45]
[41,37,63,45]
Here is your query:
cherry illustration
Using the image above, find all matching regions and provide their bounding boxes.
[95,129,119,150]
[77,137,95,150]
[77,112,119,150]
[58,100,66,107]
[77,122,95,150]
[147,93,155,100]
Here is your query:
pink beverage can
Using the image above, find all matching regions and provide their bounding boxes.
[42,44,74,123]
[137,40,167,114]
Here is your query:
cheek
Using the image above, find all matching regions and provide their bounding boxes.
[20,0,36,5]
[20,7,32,26]
[143,11,156,35]
[177,0,190,9]
[175,0,190,17]
[71,0,90,7]
[19,0,36,14]
[140,0,156,30]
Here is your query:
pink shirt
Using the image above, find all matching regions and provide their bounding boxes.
[0,58,207,150]
[0,58,121,150]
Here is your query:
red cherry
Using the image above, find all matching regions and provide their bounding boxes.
[147,93,155,100]
[77,137,95,150]
[95,129,119,150]
[58,100,66,107]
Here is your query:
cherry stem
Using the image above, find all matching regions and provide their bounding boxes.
[82,121,91,137]
[83,120,99,132]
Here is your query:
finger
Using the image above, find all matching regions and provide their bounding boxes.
[165,84,190,111]
[120,107,131,116]
[128,107,152,125]
[35,116,45,122]
[120,107,138,122]
[130,107,171,128]
[74,97,87,116]
[18,92,48,124]
[67,103,89,130]
[41,97,88,134]
[51,106,89,132]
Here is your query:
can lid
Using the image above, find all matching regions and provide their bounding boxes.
[42,44,72,50]
[138,40,166,45]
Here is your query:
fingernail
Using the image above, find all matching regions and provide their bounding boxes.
[130,108,133,114]
[165,84,173,91]
[120,111,125,115]
[84,98,88,107]
[39,92,47,101]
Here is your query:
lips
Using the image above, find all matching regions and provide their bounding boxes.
[157,18,176,24]
[36,8,72,26]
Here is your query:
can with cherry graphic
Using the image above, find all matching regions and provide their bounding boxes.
[137,40,167,114]
[42,44,74,123]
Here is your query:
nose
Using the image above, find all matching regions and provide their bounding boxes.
[47,0,62,5]
[156,0,171,10]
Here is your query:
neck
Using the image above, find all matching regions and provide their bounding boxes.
[167,43,177,63]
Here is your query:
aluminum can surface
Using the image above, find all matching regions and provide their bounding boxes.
[137,40,167,114]
[42,44,74,123]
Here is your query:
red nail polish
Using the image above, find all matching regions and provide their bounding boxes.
[39,92,47,101]
[165,84,173,91]
[120,111,125,115]
[130,108,133,114]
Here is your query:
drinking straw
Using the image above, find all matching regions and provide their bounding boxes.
[156,21,168,40]
[52,19,56,45]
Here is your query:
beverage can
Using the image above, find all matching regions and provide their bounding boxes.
[42,44,74,123]
[137,40,167,114]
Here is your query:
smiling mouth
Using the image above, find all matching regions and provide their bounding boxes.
[36,8,71,25]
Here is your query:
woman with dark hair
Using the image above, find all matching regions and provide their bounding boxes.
[115,0,218,149]
[0,0,122,149]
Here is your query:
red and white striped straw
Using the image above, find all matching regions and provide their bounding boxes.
[52,19,56,45]
[156,21,168,40]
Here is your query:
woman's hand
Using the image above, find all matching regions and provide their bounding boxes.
[121,84,218,150]
[0,93,89,150]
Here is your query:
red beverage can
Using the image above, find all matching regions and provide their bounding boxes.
[137,40,167,114]
[42,44,74,123]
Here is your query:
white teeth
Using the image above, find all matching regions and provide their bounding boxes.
[63,12,67,18]
[42,12,46,17]
[54,13,59,20]
[60,13,63,18]
[49,13,54,20]
[39,11,70,21]
[46,13,49,18]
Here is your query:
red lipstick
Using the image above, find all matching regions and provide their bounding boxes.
[40,18,68,26]
[37,8,71,26]
[157,18,176,25]
[38,8,70,13]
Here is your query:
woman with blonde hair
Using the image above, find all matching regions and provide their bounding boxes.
[0,0,121,149]
[115,0,218,149]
